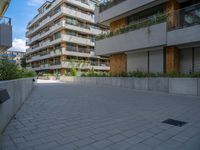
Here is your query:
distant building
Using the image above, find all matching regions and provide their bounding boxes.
[0,0,12,52]
[0,50,26,68]
[95,0,200,75]
[26,0,110,75]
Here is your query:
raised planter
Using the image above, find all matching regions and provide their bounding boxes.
[134,78,148,90]
[0,78,35,133]
[148,78,169,92]
[111,77,121,87]
[198,79,200,96]
[169,78,198,96]
[57,76,199,96]
[120,78,134,88]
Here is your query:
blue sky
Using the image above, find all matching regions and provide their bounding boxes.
[5,0,46,52]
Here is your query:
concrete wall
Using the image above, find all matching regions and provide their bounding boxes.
[95,23,167,55]
[0,78,35,134]
[60,76,199,96]
[169,78,198,96]
[198,79,200,96]
[167,25,200,46]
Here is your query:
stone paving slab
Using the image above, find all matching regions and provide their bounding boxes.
[0,80,200,150]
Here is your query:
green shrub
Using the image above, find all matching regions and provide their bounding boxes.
[81,70,200,78]
[71,68,77,76]
[81,70,110,77]
[0,60,36,81]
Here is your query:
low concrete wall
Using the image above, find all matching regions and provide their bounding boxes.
[148,78,169,92]
[0,78,35,134]
[198,79,200,96]
[134,78,148,90]
[60,76,199,96]
[169,78,198,96]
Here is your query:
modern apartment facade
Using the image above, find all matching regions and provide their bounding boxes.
[95,0,200,75]
[26,0,110,75]
[0,0,12,52]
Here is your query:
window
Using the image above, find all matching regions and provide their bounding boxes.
[54,32,61,39]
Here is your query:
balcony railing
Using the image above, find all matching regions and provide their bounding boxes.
[0,17,11,25]
[168,3,200,31]
[99,0,126,13]
[96,13,167,41]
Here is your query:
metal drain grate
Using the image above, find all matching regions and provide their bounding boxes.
[162,119,187,127]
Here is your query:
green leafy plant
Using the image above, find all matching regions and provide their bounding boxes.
[71,68,77,76]
[0,59,36,81]
[81,70,200,78]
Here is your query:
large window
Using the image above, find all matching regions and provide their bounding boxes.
[127,4,166,25]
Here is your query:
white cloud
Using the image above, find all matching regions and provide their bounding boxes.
[27,0,46,6]
[8,38,28,52]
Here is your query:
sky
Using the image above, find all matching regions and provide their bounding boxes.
[5,0,47,52]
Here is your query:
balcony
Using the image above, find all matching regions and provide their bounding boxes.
[167,3,200,46]
[62,34,94,46]
[27,49,63,63]
[27,6,95,37]
[0,17,12,51]
[27,11,63,36]
[64,50,95,58]
[61,61,110,70]
[27,21,104,45]
[27,33,95,54]
[67,0,95,12]
[27,0,95,28]
[95,14,167,55]
[95,0,159,24]
[27,0,62,28]
[28,21,64,45]
[62,7,94,23]
[26,38,62,54]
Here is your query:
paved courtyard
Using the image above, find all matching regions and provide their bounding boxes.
[1,80,200,150]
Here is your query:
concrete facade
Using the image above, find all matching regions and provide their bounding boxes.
[0,78,35,134]
[95,0,200,75]
[167,25,200,46]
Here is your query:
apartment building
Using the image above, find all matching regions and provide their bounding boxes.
[26,0,110,75]
[95,0,200,75]
[0,0,12,52]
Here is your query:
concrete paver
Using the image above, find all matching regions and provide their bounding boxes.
[0,79,200,150]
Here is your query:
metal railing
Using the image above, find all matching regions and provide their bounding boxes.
[99,0,126,13]
[0,17,11,25]
[168,3,200,31]
[96,13,167,41]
